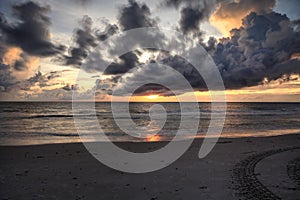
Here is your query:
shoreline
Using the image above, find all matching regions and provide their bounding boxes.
[1,134,300,199]
[1,132,300,147]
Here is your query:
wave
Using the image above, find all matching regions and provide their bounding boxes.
[1,106,299,120]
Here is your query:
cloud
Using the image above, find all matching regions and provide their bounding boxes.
[0,46,40,93]
[1,0,295,100]
[61,0,169,75]
[209,11,300,89]
[160,0,186,8]
[132,84,171,96]
[58,1,300,98]
[74,0,92,6]
[160,55,206,90]
[0,1,69,99]
[59,15,118,67]
[0,68,78,101]
[2,47,40,79]
[104,51,141,75]
[60,0,160,69]
[160,0,215,9]
[2,47,23,69]
[0,49,44,102]
[112,62,186,96]
[62,84,78,91]
[210,0,276,36]
[69,0,167,74]
[62,15,97,66]
[97,24,119,41]
[204,36,218,52]
[100,10,300,96]
[293,19,300,31]
[18,70,64,91]
[110,54,210,97]
[118,0,157,31]
[0,63,18,92]
[161,0,218,36]
[179,7,205,34]
[0,1,65,57]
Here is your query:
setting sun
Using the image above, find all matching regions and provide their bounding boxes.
[147,95,159,99]
[146,134,161,142]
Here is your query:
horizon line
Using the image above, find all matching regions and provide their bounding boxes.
[1,100,300,103]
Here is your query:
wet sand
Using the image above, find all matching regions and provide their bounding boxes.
[1,134,300,200]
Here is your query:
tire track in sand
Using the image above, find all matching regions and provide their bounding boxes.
[287,157,300,188]
[232,147,300,200]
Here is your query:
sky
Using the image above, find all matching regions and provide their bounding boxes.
[0,0,299,102]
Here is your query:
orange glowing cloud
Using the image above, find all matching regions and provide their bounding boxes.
[210,13,245,37]
[2,47,22,66]
[209,0,275,37]
[291,53,300,60]
[2,47,40,80]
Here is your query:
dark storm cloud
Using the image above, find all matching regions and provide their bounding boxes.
[62,15,97,66]
[204,37,218,52]
[133,84,171,96]
[112,59,207,96]
[13,60,27,71]
[293,19,300,31]
[60,0,161,69]
[161,0,218,35]
[96,24,119,41]
[104,51,140,75]
[0,1,65,57]
[61,0,165,72]
[268,59,300,81]
[0,63,18,92]
[179,7,204,34]
[118,0,157,31]
[64,0,161,72]
[160,55,206,90]
[210,11,300,89]
[7,52,31,71]
[58,0,300,96]
[114,10,300,96]
[161,0,277,37]
[60,15,118,67]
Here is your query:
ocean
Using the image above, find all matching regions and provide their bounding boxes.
[0,102,299,145]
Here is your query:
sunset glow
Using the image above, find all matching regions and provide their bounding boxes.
[0,0,299,102]
[147,95,159,100]
[146,135,161,142]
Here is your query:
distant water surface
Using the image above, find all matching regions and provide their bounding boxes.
[0,102,299,145]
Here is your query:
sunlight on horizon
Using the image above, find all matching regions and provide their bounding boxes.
[147,95,159,100]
